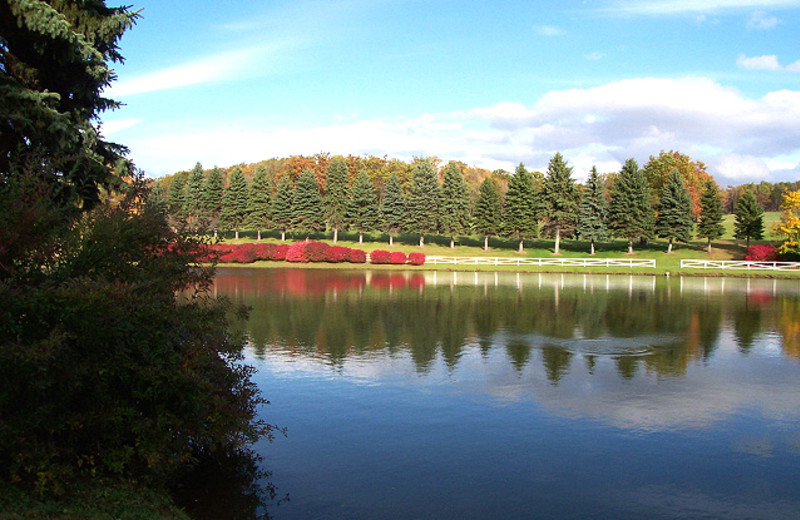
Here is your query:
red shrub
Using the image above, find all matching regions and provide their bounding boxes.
[388,251,407,264]
[744,244,778,262]
[408,252,426,265]
[305,241,330,262]
[271,244,289,260]
[219,246,257,264]
[326,246,351,263]
[286,242,309,263]
[370,249,390,264]
[349,249,367,263]
[252,243,276,261]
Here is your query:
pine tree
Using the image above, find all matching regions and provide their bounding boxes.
[503,162,539,253]
[381,173,405,246]
[577,166,608,255]
[438,162,472,248]
[271,174,294,241]
[185,162,206,230]
[147,181,167,215]
[247,165,272,240]
[220,167,249,239]
[734,191,764,248]
[201,167,225,237]
[292,169,325,238]
[405,159,441,246]
[542,153,579,254]
[347,171,379,244]
[655,169,694,253]
[323,157,351,243]
[608,158,654,254]
[697,179,725,253]
[167,174,187,226]
[473,178,502,251]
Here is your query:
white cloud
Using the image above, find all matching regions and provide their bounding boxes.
[603,0,800,15]
[715,154,771,179]
[737,54,783,70]
[746,10,781,29]
[534,25,565,36]
[100,118,143,136]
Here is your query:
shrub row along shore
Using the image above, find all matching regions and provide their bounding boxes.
[202,241,426,265]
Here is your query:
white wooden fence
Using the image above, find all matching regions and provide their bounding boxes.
[681,259,800,271]
[427,256,656,268]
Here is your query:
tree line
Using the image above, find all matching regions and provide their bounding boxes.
[154,150,767,253]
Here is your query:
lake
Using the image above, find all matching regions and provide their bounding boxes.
[206,268,800,520]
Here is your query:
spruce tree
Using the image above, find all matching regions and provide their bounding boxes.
[147,181,167,215]
[655,170,694,253]
[323,157,350,243]
[381,173,405,246]
[697,179,725,253]
[734,191,764,248]
[201,167,225,237]
[542,153,579,254]
[220,167,249,239]
[439,162,472,248]
[347,171,379,244]
[405,159,441,246]
[292,169,325,238]
[608,158,654,254]
[271,174,294,241]
[473,178,502,251]
[247,165,272,240]
[577,166,608,255]
[185,162,206,230]
[503,162,539,253]
[167,174,187,226]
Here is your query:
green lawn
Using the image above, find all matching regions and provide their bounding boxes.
[721,211,782,240]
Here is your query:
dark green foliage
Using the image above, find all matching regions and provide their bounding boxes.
[247,165,271,239]
[323,157,350,241]
[270,175,294,240]
[438,162,472,247]
[655,169,694,251]
[608,158,654,253]
[697,179,725,251]
[473,178,502,249]
[185,162,206,228]
[405,160,441,245]
[503,162,539,251]
[347,170,379,242]
[292,169,325,236]
[0,0,138,210]
[167,174,187,224]
[380,173,405,244]
[577,166,608,254]
[220,167,249,238]
[147,181,167,215]
[734,191,764,246]
[542,153,579,254]
[201,167,225,232]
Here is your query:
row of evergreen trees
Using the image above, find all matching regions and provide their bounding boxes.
[154,154,763,253]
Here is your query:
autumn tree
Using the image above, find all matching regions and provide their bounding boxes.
[777,190,800,259]
[220,167,249,239]
[542,153,579,254]
[734,191,764,247]
[292,169,325,238]
[503,163,539,253]
[405,159,441,246]
[577,166,608,255]
[697,179,725,254]
[473,178,502,251]
[439,162,472,248]
[247,164,271,240]
[271,174,294,241]
[643,150,712,216]
[655,170,694,253]
[380,173,405,246]
[608,158,654,254]
[323,157,350,243]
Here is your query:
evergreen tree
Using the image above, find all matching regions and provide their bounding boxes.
[608,158,654,254]
[220,167,249,239]
[503,162,539,253]
[292,169,325,238]
[655,169,694,253]
[167,174,187,226]
[271,174,294,241]
[247,165,272,240]
[577,166,608,255]
[697,180,726,253]
[323,157,351,243]
[381,173,405,246]
[185,162,206,230]
[473,178,502,251]
[438,162,472,248]
[201,167,225,237]
[347,171,379,244]
[734,191,764,247]
[405,159,441,246]
[542,153,579,254]
[147,181,167,215]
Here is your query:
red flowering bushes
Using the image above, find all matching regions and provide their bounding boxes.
[370,250,390,264]
[408,252,426,265]
[305,241,330,262]
[370,250,425,265]
[271,244,288,260]
[744,244,778,262]
[286,241,310,263]
[388,251,407,264]
[326,246,351,263]
[201,242,430,265]
[349,249,367,263]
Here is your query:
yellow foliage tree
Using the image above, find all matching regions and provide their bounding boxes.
[777,189,800,257]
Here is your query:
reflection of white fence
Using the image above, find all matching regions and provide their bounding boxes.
[427,257,656,268]
[681,259,800,271]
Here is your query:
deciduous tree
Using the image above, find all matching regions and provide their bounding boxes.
[777,190,800,259]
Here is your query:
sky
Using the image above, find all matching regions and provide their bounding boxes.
[101,0,800,185]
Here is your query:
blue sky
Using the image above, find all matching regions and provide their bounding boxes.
[102,0,800,185]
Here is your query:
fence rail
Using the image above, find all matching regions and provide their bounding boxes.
[681,259,800,271]
[427,257,656,268]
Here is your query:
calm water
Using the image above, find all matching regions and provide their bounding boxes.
[211,268,800,520]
